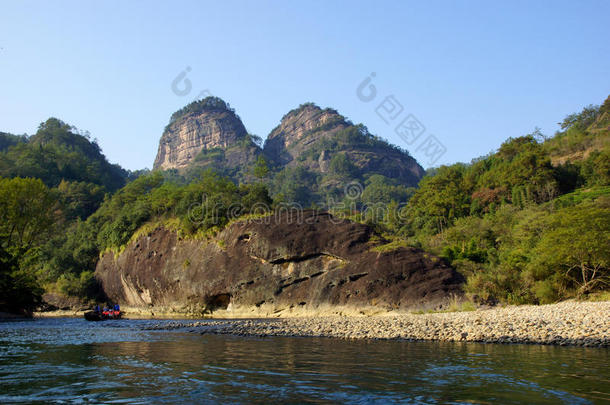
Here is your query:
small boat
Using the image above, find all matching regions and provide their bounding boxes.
[84,307,122,321]
[84,310,103,321]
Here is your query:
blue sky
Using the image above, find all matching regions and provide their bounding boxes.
[1,0,609,170]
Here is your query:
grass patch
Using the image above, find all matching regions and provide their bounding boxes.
[100,217,199,259]
[581,291,610,302]
[447,299,477,312]
[370,239,408,253]
[225,211,273,227]
[551,185,610,208]
[410,296,477,314]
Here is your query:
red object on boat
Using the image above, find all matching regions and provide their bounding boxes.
[84,309,122,321]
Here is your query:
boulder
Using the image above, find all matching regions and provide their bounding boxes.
[95,210,464,315]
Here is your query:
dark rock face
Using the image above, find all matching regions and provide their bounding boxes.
[95,211,464,313]
[153,107,249,170]
[40,292,88,311]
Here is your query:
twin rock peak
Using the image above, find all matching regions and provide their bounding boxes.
[153,97,424,186]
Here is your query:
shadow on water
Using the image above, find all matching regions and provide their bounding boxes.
[0,318,608,404]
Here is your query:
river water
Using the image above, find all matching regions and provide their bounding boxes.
[0,318,608,404]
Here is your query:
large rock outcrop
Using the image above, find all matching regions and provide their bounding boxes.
[264,104,350,165]
[153,98,251,170]
[95,211,464,315]
[263,103,425,186]
[153,99,424,188]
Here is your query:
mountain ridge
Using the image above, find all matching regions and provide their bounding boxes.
[153,97,425,205]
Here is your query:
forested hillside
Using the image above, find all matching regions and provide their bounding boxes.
[385,97,610,304]
[0,119,129,314]
[0,118,128,191]
[0,97,608,315]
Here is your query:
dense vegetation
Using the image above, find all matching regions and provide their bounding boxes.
[266,123,419,207]
[365,97,610,304]
[166,97,240,131]
[186,133,263,183]
[0,132,27,151]
[1,97,608,314]
[0,120,131,313]
[0,118,127,191]
[0,178,54,313]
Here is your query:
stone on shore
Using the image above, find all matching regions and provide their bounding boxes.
[144,301,610,348]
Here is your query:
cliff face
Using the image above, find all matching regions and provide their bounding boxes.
[264,104,425,186]
[153,99,424,187]
[95,211,464,315]
[153,107,249,170]
[264,104,350,165]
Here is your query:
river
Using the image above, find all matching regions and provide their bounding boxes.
[1,318,608,404]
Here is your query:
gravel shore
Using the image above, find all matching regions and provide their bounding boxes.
[146,301,610,347]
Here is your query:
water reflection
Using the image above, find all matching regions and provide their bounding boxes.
[0,318,608,404]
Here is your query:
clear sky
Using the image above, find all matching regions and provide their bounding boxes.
[1,0,609,170]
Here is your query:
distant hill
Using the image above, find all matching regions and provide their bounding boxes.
[0,132,27,152]
[0,118,128,192]
[545,95,610,165]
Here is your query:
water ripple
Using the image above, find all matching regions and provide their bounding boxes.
[0,318,608,404]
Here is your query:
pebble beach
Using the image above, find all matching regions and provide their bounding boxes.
[147,301,610,347]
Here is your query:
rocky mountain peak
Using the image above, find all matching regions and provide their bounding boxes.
[153,97,248,170]
[153,98,425,190]
[264,103,350,165]
[263,102,424,187]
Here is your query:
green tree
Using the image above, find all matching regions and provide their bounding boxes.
[252,155,270,179]
[527,198,610,300]
[0,178,57,313]
[329,153,356,177]
[0,244,43,314]
[0,132,26,152]
[56,180,106,221]
[473,136,558,204]
[580,149,610,186]
[0,177,58,253]
[362,175,413,206]
[404,165,471,234]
